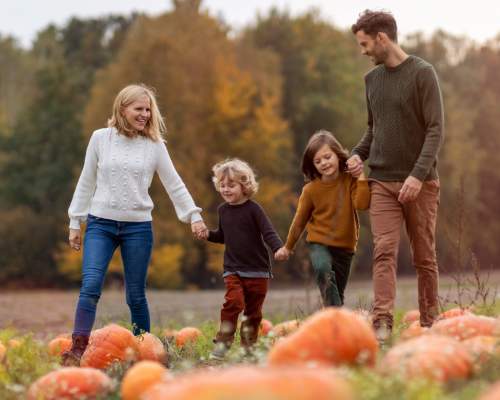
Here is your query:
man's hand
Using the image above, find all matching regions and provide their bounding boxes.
[69,228,81,251]
[274,246,291,261]
[347,155,363,178]
[398,176,423,204]
[191,220,209,240]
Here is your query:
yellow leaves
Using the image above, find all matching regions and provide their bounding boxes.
[148,244,184,289]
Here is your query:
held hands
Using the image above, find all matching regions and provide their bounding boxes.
[274,246,291,261]
[398,176,423,204]
[346,155,363,178]
[191,220,209,240]
[69,228,81,251]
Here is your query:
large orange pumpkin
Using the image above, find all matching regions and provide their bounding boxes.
[380,335,473,382]
[142,366,353,400]
[136,332,167,363]
[437,307,472,320]
[399,321,429,341]
[402,309,420,325]
[267,308,378,367]
[48,335,72,357]
[175,327,202,349]
[270,319,300,337]
[121,360,170,400]
[430,315,499,341]
[463,335,500,364]
[80,324,138,369]
[27,367,113,400]
[479,381,500,400]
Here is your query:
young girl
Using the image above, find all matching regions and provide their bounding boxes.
[204,158,283,360]
[276,130,370,307]
[63,84,207,366]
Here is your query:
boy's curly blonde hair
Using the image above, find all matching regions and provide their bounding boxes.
[212,158,259,197]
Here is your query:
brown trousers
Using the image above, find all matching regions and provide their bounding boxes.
[369,179,440,328]
[215,274,268,347]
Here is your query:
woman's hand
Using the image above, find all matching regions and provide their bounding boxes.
[69,228,82,251]
[274,246,291,261]
[191,220,209,240]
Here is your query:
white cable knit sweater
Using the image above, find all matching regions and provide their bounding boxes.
[68,127,202,229]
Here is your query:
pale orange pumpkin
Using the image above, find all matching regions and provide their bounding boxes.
[175,327,202,349]
[402,309,420,325]
[0,341,6,362]
[479,381,500,400]
[136,332,167,363]
[121,360,170,400]
[80,324,138,369]
[27,367,113,400]
[48,335,72,357]
[142,366,353,400]
[8,338,22,348]
[430,314,499,341]
[380,335,473,382]
[268,308,378,367]
[463,335,500,364]
[399,321,429,341]
[259,319,274,336]
[270,319,300,337]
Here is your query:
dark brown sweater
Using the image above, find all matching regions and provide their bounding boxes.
[352,55,444,182]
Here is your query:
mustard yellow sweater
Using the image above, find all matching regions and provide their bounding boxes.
[285,173,370,252]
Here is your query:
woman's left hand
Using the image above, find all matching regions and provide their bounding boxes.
[191,220,209,240]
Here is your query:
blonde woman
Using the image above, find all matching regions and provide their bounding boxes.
[204,158,283,360]
[63,84,207,366]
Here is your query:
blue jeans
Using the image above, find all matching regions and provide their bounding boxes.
[73,215,153,336]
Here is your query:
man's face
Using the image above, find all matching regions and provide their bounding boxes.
[355,30,387,65]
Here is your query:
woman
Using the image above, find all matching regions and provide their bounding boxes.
[63,84,207,366]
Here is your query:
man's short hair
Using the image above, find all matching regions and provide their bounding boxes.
[351,10,398,42]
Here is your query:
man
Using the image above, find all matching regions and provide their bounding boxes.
[348,10,444,342]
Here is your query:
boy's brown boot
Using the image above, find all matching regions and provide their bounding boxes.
[61,334,89,366]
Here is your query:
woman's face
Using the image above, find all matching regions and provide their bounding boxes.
[122,95,151,132]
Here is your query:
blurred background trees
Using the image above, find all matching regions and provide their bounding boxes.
[0,0,498,288]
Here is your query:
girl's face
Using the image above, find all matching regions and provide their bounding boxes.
[219,176,246,205]
[313,144,340,180]
[122,95,151,132]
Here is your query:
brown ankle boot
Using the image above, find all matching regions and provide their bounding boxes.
[61,334,89,366]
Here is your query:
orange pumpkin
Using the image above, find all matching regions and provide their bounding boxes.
[399,321,429,341]
[259,319,274,336]
[27,367,113,400]
[0,341,6,362]
[142,366,353,400]
[121,360,170,400]
[437,307,472,320]
[402,309,420,325]
[175,327,202,349]
[8,338,22,348]
[48,335,72,357]
[430,314,499,341]
[136,333,167,363]
[268,308,378,367]
[380,335,473,382]
[463,335,500,364]
[270,319,300,337]
[80,324,138,369]
[479,381,500,400]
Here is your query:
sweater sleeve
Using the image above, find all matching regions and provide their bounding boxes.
[156,141,202,224]
[207,208,225,244]
[352,78,374,161]
[410,66,445,181]
[68,131,99,229]
[285,186,313,250]
[253,203,283,252]
[350,177,370,210]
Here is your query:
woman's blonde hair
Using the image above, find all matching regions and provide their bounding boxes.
[108,83,166,141]
[212,158,259,197]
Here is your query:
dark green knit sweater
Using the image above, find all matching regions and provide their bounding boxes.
[352,55,444,182]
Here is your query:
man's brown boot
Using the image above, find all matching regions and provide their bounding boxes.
[61,334,89,366]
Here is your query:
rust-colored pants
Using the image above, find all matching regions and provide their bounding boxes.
[369,179,440,328]
[215,274,268,347]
